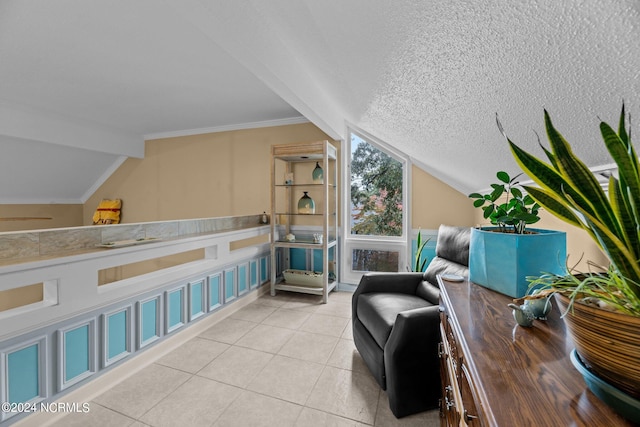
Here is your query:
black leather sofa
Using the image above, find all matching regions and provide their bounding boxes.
[351,225,470,418]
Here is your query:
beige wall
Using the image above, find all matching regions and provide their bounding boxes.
[411,165,476,229]
[6,121,599,274]
[0,204,83,232]
[535,210,608,272]
[84,123,335,224]
[410,164,606,273]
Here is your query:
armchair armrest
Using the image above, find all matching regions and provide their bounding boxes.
[352,272,426,318]
[354,272,425,295]
[384,305,442,416]
[385,305,441,355]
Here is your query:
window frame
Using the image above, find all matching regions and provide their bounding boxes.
[340,124,411,284]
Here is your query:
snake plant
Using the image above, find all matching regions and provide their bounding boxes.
[410,229,430,272]
[502,104,640,311]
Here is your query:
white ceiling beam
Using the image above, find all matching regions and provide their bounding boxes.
[165,0,344,142]
[0,100,144,158]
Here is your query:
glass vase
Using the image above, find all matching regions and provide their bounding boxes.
[312,162,323,183]
[298,192,315,214]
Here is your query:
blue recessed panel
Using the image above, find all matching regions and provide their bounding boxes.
[260,257,268,282]
[225,269,236,302]
[65,325,89,382]
[141,299,159,343]
[313,249,323,272]
[250,260,258,289]
[238,264,248,295]
[108,310,128,360]
[290,248,307,270]
[209,274,221,310]
[8,343,39,403]
[190,281,204,319]
[168,289,184,329]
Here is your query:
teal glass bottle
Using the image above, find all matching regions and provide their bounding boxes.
[298,192,315,214]
[312,162,323,183]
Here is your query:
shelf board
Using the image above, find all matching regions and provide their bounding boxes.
[274,212,337,216]
[271,140,337,161]
[274,280,337,296]
[273,239,337,249]
[275,183,336,187]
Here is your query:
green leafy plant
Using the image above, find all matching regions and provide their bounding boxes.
[409,229,430,272]
[527,266,640,316]
[468,171,541,234]
[503,104,640,314]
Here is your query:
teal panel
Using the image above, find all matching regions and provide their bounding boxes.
[8,343,39,403]
[290,248,306,270]
[141,299,158,342]
[65,325,89,382]
[225,270,235,300]
[209,275,221,309]
[313,249,323,272]
[168,289,183,328]
[191,282,203,317]
[250,260,258,288]
[108,310,128,359]
[260,257,267,282]
[238,265,247,293]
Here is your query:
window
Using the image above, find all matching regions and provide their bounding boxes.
[350,134,404,237]
[342,127,409,284]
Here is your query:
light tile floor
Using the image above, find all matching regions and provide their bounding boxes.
[51,290,440,427]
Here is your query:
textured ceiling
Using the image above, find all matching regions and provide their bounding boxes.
[196,0,639,193]
[1,0,639,203]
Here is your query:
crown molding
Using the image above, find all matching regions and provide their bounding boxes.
[143,116,309,140]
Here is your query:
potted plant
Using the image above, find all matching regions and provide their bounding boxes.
[467,172,567,298]
[505,104,640,422]
[408,229,431,272]
[469,170,541,234]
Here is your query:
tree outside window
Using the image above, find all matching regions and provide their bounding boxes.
[350,134,403,237]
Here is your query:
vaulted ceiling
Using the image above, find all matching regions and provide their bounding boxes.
[1,0,639,203]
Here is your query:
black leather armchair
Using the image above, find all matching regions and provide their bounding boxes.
[351,225,470,418]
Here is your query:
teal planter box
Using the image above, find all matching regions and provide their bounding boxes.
[469,227,567,298]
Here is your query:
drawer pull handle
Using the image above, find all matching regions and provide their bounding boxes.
[445,396,455,410]
[464,410,478,422]
[444,387,455,410]
[438,342,444,357]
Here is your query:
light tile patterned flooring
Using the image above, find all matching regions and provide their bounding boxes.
[50,290,440,426]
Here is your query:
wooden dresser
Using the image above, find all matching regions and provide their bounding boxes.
[438,276,634,426]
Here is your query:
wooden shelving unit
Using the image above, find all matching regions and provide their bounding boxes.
[270,140,338,303]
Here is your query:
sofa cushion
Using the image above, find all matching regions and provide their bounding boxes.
[423,257,469,287]
[435,225,470,267]
[415,280,440,304]
[357,293,432,349]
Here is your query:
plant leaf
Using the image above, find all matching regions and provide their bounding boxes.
[509,139,597,221]
[522,186,583,228]
[511,187,523,199]
[497,171,510,183]
[544,110,620,234]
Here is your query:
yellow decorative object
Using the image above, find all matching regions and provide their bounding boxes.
[92,199,122,225]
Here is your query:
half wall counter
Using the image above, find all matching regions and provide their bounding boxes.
[0,215,271,425]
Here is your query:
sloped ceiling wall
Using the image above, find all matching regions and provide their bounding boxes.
[177,0,639,193]
[1,0,639,202]
[0,1,301,203]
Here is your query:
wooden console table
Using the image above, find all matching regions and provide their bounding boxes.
[438,276,634,426]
